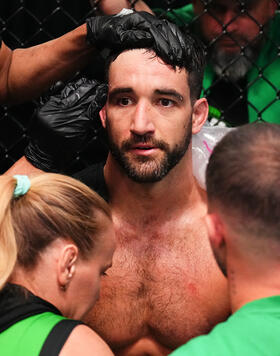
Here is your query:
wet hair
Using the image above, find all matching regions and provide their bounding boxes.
[0,173,111,290]
[104,18,205,103]
[206,123,280,240]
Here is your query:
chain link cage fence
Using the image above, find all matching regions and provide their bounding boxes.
[1,0,280,174]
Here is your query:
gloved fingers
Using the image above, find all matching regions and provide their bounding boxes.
[59,77,88,97]
[117,12,164,47]
[93,83,108,107]
[39,81,66,106]
[85,84,108,136]
[61,85,97,107]
[36,83,107,134]
[87,84,108,118]
[87,11,160,49]
[148,25,174,63]
[118,30,153,49]
[86,16,112,44]
[118,11,155,30]
[148,21,189,67]
[57,79,102,107]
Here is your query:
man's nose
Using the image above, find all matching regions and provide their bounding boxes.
[222,10,240,33]
[130,101,155,136]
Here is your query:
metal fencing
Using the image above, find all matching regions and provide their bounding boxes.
[1,0,279,173]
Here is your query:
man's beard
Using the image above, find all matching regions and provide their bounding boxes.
[209,45,259,82]
[206,25,267,82]
[106,119,192,183]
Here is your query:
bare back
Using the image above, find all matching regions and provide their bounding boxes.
[84,200,230,355]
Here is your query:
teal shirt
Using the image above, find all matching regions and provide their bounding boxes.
[157,5,280,125]
[170,296,280,356]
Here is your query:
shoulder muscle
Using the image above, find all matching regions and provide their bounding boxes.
[59,324,113,356]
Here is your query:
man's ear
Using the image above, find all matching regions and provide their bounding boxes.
[57,244,78,291]
[192,98,208,135]
[99,107,107,129]
[205,213,225,249]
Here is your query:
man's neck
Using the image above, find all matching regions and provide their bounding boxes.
[227,259,280,313]
[103,152,206,221]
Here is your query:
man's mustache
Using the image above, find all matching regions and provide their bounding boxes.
[121,135,169,151]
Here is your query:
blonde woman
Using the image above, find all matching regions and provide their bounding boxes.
[0,174,115,356]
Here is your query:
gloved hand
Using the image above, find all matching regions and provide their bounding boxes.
[148,20,188,67]
[86,10,155,51]
[86,10,203,70]
[25,78,107,172]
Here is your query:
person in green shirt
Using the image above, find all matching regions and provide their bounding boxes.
[171,122,280,355]
[0,173,115,355]
[165,0,280,126]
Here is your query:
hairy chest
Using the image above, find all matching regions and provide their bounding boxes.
[86,218,229,352]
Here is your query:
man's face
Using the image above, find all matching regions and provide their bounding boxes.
[193,0,277,79]
[101,50,195,183]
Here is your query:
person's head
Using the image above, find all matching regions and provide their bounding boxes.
[0,173,115,319]
[192,0,278,80]
[100,17,208,183]
[205,123,280,276]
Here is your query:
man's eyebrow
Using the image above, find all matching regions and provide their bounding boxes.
[155,89,184,102]
[108,88,133,97]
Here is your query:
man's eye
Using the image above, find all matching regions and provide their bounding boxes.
[117,97,132,106]
[159,98,175,107]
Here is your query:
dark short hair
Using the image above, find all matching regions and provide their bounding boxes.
[104,21,205,103]
[206,123,280,239]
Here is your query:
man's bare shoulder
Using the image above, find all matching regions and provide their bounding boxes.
[60,324,113,356]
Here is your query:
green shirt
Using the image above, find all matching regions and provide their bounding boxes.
[170,296,280,356]
[0,312,66,356]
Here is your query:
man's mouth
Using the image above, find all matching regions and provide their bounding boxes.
[216,35,247,48]
[134,145,154,149]
[129,144,158,155]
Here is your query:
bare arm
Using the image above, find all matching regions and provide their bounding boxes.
[0,24,94,105]
[59,324,114,356]
[97,0,153,15]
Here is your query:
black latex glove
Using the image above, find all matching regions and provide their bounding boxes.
[25,78,107,172]
[86,11,155,51]
[86,11,199,69]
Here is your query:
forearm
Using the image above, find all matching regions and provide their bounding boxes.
[1,24,94,105]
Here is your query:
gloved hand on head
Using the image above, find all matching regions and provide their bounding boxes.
[86,10,194,68]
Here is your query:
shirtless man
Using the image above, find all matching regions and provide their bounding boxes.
[7,14,230,355]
